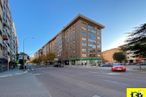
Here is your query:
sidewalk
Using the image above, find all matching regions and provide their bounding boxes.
[0,72,51,97]
[126,65,146,72]
[0,69,27,78]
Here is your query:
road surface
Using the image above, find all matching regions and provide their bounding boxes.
[32,66,146,97]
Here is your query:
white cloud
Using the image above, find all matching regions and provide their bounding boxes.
[102,34,128,51]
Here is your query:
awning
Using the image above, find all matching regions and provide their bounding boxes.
[70,57,102,61]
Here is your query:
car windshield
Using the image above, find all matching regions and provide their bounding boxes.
[113,63,121,66]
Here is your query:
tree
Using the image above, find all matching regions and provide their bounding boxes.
[31,53,55,65]
[46,53,55,62]
[113,52,126,63]
[125,23,146,58]
[39,55,47,63]
[31,57,41,64]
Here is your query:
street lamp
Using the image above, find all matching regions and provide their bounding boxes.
[22,37,35,69]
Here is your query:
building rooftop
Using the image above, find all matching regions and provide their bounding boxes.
[37,14,105,53]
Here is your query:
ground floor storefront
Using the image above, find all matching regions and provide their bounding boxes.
[69,57,102,66]
[0,58,8,72]
[0,58,17,72]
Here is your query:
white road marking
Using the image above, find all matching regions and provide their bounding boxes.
[0,74,12,78]
[0,71,28,78]
[15,71,28,75]
[92,95,101,97]
[107,73,121,75]
[33,73,41,76]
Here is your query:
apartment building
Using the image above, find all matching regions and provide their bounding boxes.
[0,0,18,71]
[35,15,104,65]
[102,48,121,63]
[102,46,140,64]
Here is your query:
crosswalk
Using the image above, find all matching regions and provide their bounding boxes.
[0,71,27,78]
[92,95,101,97]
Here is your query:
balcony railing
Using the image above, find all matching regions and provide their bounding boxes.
[2,35,8,40]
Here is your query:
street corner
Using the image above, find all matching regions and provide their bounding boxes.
[0,70,28,78]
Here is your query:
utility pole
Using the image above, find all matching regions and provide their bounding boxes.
[22,37,35,69]
[22,38,25,69]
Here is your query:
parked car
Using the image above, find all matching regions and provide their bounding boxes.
[111,63,126,72]
[141,62,146,66]
[53,63,64,67]
[100,63,112,67]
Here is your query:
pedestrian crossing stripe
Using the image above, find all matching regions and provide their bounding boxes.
[92,95,101,97]
[107,73,121,75]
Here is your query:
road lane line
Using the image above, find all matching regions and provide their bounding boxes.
[33,73,41,76]
[0,74,12,78]
[92,95,101,97]
[107,73,121,75]
[0,71,28,78]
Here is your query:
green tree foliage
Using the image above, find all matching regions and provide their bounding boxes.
[46,53,55,62]
[39,55,47,63]
[32,57,41,64]
[31,53,55,64]
[113,52,126,63]
[125,23,146,57]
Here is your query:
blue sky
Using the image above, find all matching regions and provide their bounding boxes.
[9,0,146,56]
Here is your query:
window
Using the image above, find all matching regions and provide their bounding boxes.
[82,42,87,46]
[88,39,96,43]
[97,44,101,48]
[82,37,86,41]
[0,30,2,36]
[88,25,96,33]
[89,54,96,57]
[81,32,87,36]
[82,54,87,57]
[87,25,94,30]
[88,44,96,49]
[97,36,100,40]
[81,26,86,30]
[82,48,86,52]
[90,29,96,34]
[89,34,96,39]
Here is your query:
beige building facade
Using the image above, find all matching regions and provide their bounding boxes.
[35,15,104,65]
[102,48,121,63]
[0,0,18,71]
[102,47,138,63]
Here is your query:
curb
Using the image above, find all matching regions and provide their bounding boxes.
[0,71,28,78]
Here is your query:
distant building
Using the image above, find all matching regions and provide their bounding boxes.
[35,15,104,65]
[126,51,137,63]
[102,48,121,63]
[18,52,29,64]
[102,46,139,63]
[0,0,18,71]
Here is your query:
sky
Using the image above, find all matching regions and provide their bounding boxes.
[9,0,146,56]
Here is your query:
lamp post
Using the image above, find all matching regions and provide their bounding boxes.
[22,37,35,69]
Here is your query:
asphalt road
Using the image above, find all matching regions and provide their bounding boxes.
[31,66,146,97]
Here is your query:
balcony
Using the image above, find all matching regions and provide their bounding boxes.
[0,36,2,44]
[2,35,8,40]
[0,7,2,21]
[3,20,8,27]
[0,25,2,36]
